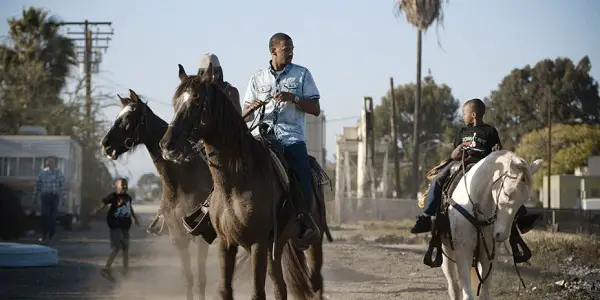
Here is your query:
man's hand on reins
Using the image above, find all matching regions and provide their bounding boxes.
[274,91,298,104]
[243,100,264,122]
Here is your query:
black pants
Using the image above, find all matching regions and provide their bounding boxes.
[41,193,59,238]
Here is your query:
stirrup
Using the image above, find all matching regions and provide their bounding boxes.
[423,216,444,268]
[182,203,217,244]
[509,223,532,264]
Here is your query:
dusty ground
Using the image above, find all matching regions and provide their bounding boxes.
[1,205,596,299]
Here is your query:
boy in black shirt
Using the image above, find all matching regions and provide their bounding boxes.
[410,99,541,234]
[90,178,139,281]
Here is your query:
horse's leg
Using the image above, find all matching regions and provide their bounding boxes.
[267,242,287,300]
[250,243,268,300]
[475,230,494,300]
[441,242,460,300]
[451,216,477,300]
[174,237,194,300]
[217,239,238,300]
[307,240,324,299]
[195,237,209,300]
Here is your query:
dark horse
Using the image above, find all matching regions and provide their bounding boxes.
[160,64,332,300]
[100,89,249,300]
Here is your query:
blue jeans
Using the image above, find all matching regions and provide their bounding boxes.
[282,142,313,213]
[41,193,59,238]
[423,163,453,216]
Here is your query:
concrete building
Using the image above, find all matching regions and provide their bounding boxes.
[541,174,600,209]
[305,111,326,167]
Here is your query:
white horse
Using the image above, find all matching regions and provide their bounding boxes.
[441,150,543,300]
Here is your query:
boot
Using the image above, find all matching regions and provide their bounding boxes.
[410,214,433,234]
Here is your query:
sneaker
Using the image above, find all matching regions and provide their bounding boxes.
[516,213,542,234]
[410,215,432,234]
[100,268,115,282]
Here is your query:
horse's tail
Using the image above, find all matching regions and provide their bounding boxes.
[282,241,314,300]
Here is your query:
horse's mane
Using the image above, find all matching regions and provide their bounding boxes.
[493,150,534,187]
[172,75,269,174]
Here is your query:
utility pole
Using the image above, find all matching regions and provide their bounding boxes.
[363,97,376,197]
[389,77,401,197]
[412,29,423,199]
[59,20,113,143]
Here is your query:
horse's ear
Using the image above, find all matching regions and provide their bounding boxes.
[117,94,129,106]
[178,64,187,81]
[529,159,544,176]
[129,89,140,103]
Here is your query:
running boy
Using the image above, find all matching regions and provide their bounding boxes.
[90,178,139,281]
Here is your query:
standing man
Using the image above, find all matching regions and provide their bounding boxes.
[198,53,242,115]
[33,157,66,241]
[243,32,321,245]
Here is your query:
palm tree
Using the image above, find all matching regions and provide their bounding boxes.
[395,0,448,198]
[7,6,76,97]
[0,6,76,134]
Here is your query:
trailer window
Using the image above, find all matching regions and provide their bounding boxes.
[18,157,34,177]
[1,158,17,177]
[34,157,45,173]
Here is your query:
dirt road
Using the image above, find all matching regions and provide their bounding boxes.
[0,204,448,300]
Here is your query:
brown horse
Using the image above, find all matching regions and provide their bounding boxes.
[100,89,249,300]
[159,64,332,300]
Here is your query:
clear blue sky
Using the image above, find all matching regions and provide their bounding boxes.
[1,0,599,185]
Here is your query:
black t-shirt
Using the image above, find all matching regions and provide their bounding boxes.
[102,192,134,230]
[453,123,501,161]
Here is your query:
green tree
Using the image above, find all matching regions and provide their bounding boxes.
[374,73,459,147]
[374,73,459,194]
[515,124,600,188]
[485,56,600,150]
[136,173,162,202]
[0,7,77,134]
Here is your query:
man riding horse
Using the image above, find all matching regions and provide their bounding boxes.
[411,98,542,235]
[198,53,242,115]
[243,32,321,244]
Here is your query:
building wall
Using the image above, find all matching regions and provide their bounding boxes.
[542,174,600,208]
[305,111,326,167]
[588,156,600,176]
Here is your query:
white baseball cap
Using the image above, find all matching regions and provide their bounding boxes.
[199,53,221,69]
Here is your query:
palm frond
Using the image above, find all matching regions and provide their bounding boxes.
[394,0,447,31]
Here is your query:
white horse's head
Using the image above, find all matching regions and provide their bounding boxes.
[491,152,543,242]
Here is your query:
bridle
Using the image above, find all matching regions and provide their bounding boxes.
[166,83,219,168]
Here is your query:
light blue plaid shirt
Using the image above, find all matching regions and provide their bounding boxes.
[34,168,66,201]
[243,62,320,146]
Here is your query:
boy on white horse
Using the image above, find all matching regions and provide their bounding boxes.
[410,98,542,235]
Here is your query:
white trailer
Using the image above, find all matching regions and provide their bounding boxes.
[0,126,83,229]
